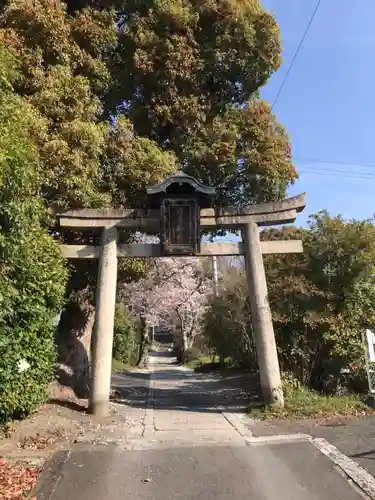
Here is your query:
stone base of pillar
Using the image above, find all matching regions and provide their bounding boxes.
[88,400,109,419]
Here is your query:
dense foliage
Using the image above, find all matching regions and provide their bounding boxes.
[0,48,67,423]
[0,0,299,419]
[0,0,293,210]
[202,267,257,368]
[102,0,297,205]
[112,304,140,366]
[201,212,375,394]
[265,212,375,393]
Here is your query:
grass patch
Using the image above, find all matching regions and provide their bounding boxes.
[184,355,254,374]
[112,359,129,373]
[184,355,219,370]
[185,356,211,370]
[247,386,372,420]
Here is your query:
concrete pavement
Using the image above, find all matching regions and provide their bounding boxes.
[247,411,375,479]
[34,442,366,500]
[34,351,373,499]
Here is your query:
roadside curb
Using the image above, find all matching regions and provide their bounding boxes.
[221,412,253,438]
[311,436,375,499]
[140,361,375,499]
[223,413,375,498]
[246,432,375,498]
[246,433,311,445]
[32,450,71,500]
[244,433,375,498]
[0,455,48,467]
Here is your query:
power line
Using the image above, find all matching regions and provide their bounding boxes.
[298,169,375,181]
[294,158,375,169]
[298,166,375,176]
[271,0,322,110]
[295,160,375,178]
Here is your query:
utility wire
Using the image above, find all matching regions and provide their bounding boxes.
[296,162,375,178]
[271,0,322,110]
[294,158,375,169]
[298,169,375,181]
[298,166,375,176]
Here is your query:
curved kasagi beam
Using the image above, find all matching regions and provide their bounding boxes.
[56,193,306,229]
[200,193,306,218]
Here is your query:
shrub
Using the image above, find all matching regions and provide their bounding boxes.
[203,216,375,395]
[0,48,67,424]
[112,304,140,366]
[264,214,375,393]
[0,232,67,423]
[281,372,301,396]
[183,345,202,364]
[201,275,258,370]
[347,363,368,394]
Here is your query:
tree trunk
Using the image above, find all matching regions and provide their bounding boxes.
[137,315,149,368]
[182,329,188,352]
[56,302,95,398]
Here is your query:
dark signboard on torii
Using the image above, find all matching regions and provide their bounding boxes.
[57,172,306,417]
[146,171,216,255]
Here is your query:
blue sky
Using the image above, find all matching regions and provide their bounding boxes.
[260,0,375,227]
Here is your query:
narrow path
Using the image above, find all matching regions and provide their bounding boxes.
[144,351,249,446]
[34,350,371,500]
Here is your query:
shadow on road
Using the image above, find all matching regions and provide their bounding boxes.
[49,349,261,414]
[351,450,375,460]
[110,351,261,414]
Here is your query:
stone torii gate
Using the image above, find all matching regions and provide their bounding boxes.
[57,172,305,417]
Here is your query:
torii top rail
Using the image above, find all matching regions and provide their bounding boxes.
[58,193,306,259]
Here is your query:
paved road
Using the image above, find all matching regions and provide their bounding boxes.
[249,411,375,479]
[112,351,258,413]
[35,352,368,500]
[35,442,364,500]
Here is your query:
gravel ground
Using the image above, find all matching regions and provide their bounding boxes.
[0,373,148,461]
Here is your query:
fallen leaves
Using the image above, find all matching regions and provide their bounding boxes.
[19,429,65,450]
[0,460,40,499]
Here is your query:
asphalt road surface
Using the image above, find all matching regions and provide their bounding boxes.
[35,352,369,500]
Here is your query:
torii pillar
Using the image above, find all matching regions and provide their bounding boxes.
[89,226,118,417]
[243,222,283,407]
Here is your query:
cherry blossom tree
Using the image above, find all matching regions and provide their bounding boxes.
[155,258,211,354]
[122,248,212,358]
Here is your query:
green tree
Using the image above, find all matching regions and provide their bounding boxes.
[202,268,257,369]
[0,47,67,423]
[184,102,296,206]
[0,0,300,399]
[112,304,140,366]
[0,1,177,389]
[104,0,296,204]
[1,0,296,208]
[0,0,115,208]
[202,213,375,394]
[101,117,176,208]
[105,1,281,142]
[56,0,296,205]
[0,0,175,209]
[263,212,375,392]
